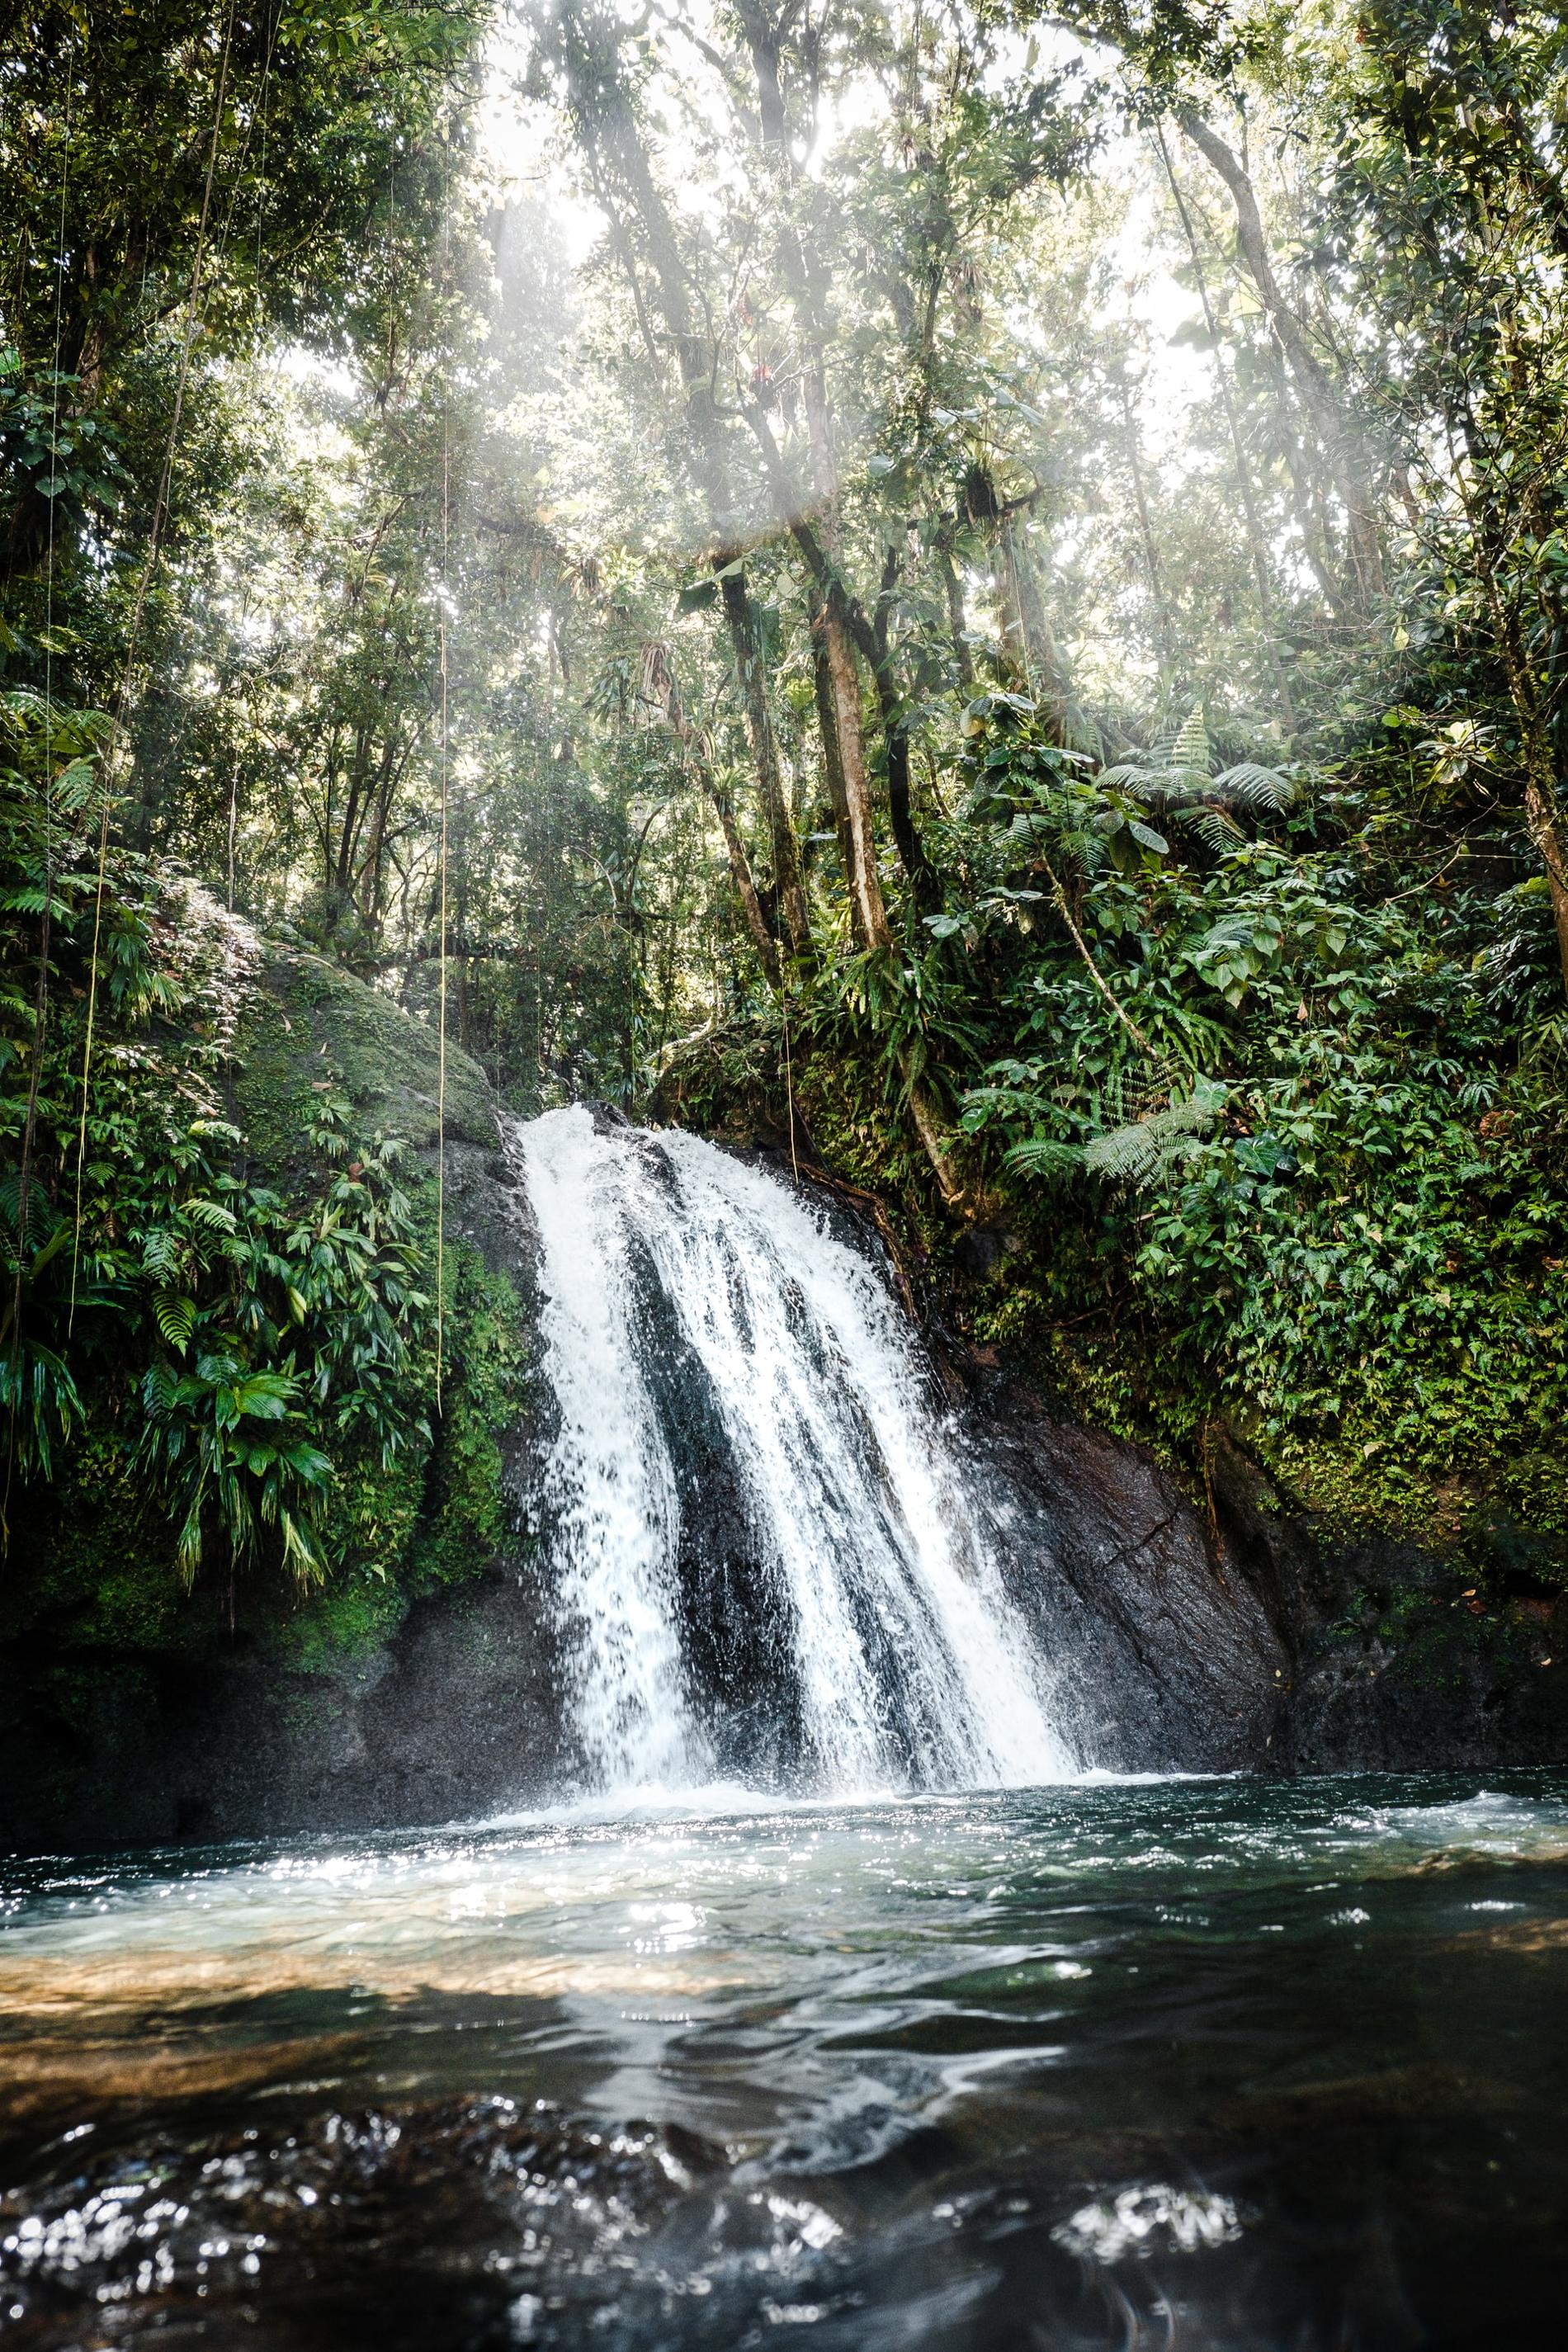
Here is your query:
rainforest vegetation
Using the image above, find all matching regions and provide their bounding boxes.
[2,0,1566,1607]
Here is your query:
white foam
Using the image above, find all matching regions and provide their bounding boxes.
[512,1108,1076,1797]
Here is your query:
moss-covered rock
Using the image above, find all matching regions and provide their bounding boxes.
[234,945,497,1174]
[0,926,561,1852]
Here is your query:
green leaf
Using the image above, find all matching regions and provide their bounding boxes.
[153,1292,197,1351]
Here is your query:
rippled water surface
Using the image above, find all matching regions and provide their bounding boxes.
[3,1773,1567,2348]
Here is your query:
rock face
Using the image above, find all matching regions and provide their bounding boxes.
[2,958,1566,1858]
[970,1400,1292,1772]
[966,1381,1568,1776]
[105,1573,566,1848]
[0,942,564,1854]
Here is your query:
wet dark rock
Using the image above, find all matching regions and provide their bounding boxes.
[951,1221,1022,1282]
[965,1370,1568,1774]
[587,1097,633,1133]
[967,1396,1290,1771]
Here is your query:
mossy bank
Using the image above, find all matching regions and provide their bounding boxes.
[1,900,555,1849]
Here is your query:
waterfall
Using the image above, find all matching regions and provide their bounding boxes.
[512,1104,1074,1797]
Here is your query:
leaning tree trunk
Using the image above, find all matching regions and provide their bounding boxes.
[641,640,782,991]
[1177,108,1385,610]
[1479,560,1568,998]
[550,2,813,966]
[717,567,813,964]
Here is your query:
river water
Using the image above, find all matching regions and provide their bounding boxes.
[4,1773,1566,2348]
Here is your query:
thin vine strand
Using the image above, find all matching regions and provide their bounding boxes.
[434,121,451,1413]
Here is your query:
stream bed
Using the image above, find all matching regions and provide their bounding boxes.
[3,1772,1566,2349]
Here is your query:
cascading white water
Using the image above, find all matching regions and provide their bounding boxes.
[512,1103,1075,1797]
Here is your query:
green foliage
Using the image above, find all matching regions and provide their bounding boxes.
[405,1254,531,1593]
[138,1353,332,1586]
[6,0,1568,1698]
[0,1183,90,1478]
[928,674,1568,1553]
[0,748,437,1579]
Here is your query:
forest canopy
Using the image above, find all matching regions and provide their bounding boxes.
[2,0,1566,1585]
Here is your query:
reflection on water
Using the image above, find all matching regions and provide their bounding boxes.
[3,1773,1568,2346]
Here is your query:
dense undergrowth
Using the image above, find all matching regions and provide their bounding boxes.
[664,688,1568,1588]
[3,0,1568,1690]
[1,687,527,1657]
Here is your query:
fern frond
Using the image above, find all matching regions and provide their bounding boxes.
[183,1197,239,1234]
[0,1172,60,1241]
[1211,760,1295,811]
[1083,1084,1225,1186]
[1174,805,1245,852]
[153,1291,197,1351]
[1003,1135,1083,1178]
[139,1230,181,1281]
[1169,705,1210,775]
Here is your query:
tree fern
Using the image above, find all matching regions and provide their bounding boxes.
[1002,1134,1083,1178]
[1082,1082,1226,1186]
[1168,704,1211,777]
[1098,706,1296,832]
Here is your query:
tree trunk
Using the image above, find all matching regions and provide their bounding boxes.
[1177,107,1385,607]
[549,3,813,965]
[1524,772,1568,998]
[642,640,782,989]
[809,588,857,885]
[1155,122,1297,732]
[1478,557,1568,999]
[821,593,891,952]
[997,504,1073,738]
[935,540,975,690]
[870,550,938,906]
[1120,380,1177,664]
[717,567,813,962]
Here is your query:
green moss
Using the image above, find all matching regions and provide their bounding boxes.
[265,1563,411,1677]
[7,919,531,1705]
[234,948,494,1169]
[1322,1573,1553,1695]
[3,1431,212,1654]
[407,1252,532,1595]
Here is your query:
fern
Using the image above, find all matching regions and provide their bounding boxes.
[1002,1135,1083,1178]
[1083,1082,1226,1187]
[0,1169,52,1240]
[1211,759,1296,812]
[139,1229,182,1282]
[184,1197,238,1234]
[153,1290,197,1350]
[1099,706,1296,832]
[1168,705,1211,775]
